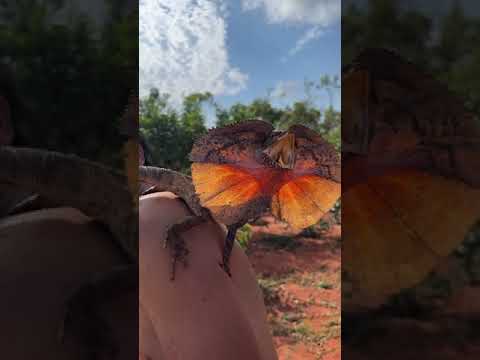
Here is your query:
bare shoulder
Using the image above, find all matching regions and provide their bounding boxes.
[139,191,226,281]
[139,191,194,225]
[0,207,126,262]
[139,192,278,360]
[0,207,133,359]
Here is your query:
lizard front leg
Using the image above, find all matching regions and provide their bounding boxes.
[165,215,207,280]
[139,166,211,280]
[168,214,241,279]
[219,224,241,277]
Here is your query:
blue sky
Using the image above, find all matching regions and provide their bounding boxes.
[217,1,340,109]
[139,0,341,126]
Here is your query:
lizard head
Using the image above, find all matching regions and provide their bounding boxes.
[262,131,296,169]
[190,120,341,228]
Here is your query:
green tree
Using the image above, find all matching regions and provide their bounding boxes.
[215,99,282,127]
[342,0,480,115]
[0,0,137,167]
[277,101,321,130]
[215,75,340,144]
[140,90,210,173]
[342,0,480,307]
[140,77,340,173]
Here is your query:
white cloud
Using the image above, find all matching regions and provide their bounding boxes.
[241,0,340,26]
[270,80,299,99]
[241,0,339,60]
[224,68,250,95]
[139,0,248,103]
[288,26,324,57]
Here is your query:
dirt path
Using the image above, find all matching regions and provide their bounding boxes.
[246,216,341,360]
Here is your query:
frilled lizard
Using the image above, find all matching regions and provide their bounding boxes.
[342,48,480,303]
[139,119,341,280]
[342,47,480,190]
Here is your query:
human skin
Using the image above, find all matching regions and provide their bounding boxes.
[0,207,137,360]
[139,192,278,360]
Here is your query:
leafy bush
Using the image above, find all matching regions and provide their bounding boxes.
[140,75,340,173]
[1,0,137,167]
[236,224,253,250]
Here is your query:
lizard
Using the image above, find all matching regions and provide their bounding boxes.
[139,166,215,279]
[342,47,480,190]
[341,47,480,302]
[139,119,341,280]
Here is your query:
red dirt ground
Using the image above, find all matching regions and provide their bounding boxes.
[247,217,480,360]
[247,215,341,360]
[342,284,480,360]
[341,251,480,360]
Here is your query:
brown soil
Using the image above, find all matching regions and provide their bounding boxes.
[342,285,480,360]
[342,255,480,360]
[247,216,341,360]
[246,216,480,359]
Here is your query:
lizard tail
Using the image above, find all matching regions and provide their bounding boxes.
[138,166,204,215]
[0,146,137,260]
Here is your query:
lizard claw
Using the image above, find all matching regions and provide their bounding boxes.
[166,230,189,281]
[218,224,239,278]
[169,238,189,281]
[165,215,205,280]
[219,261,232,277]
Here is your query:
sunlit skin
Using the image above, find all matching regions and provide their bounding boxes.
[139,192,278,360]
[1,208,136,359]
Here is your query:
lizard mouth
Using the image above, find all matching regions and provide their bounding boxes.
[263,132,296,169]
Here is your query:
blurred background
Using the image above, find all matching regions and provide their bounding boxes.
[0,1,138,359]
[342,1,480,359]
[1,0,137,167]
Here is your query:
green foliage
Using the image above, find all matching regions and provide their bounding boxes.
[343,0,480,300]
[316,281,334,290]
[257,277,284,306]
[216,75,341,147]
[139,90,208,172]
[216,98,283,127]
[342,0,480,116]
[331,199,341,224]
[269,317,339,345]
[276,101,321,131]
[140,75,340,172]
[261,234,300,251]
[236,224,253,250]
[0,0,137,167]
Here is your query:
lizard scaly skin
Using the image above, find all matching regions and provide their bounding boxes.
[139,166,217,279]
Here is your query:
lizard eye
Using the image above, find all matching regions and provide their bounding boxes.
[263,132,296,169]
